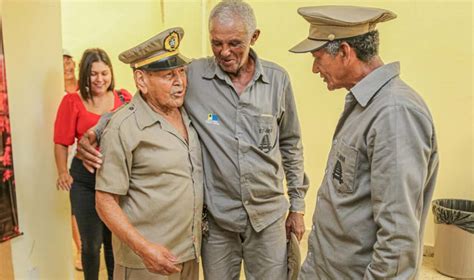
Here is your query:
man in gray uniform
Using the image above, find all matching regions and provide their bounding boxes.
[186,1,308,279]
[290,6,439,279]
[79,1,308,279]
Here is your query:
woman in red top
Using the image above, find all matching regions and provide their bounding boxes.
[62,49,82,271]
[54,48,131,280]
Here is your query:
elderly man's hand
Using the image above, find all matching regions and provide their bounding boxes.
[77,129,102,173]
[285,212,305,241]
[140,242,181,275]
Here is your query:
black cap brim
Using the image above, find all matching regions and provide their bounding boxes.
[289,38,329,53]
[138,53,190,71]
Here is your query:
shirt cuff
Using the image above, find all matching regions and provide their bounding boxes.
[289,197,305,214]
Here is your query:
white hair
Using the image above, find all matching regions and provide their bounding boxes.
[209,0,257,39]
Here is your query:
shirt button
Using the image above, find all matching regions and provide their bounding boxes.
[333,139,338,145]
[325,169,328,174]
[312,225,316,231]
[244,200,249,205]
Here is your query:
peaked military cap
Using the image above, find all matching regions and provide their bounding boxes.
[119,27,189,71]
[290,6,397,53]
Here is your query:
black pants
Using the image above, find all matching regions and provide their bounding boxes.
[70,158,114,280]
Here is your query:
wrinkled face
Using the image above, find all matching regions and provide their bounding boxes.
[63,56,76,81]
[311,48,347,91]
[210,18,255,75]
[90,61,112,95]
[142,67,187,111]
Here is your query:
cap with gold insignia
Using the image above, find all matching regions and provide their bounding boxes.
[290,6,397,53]
[119,27,190,71]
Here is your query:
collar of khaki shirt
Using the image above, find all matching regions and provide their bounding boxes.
[132,91,191,131]
[350,62,400,107]
[201,48,270,84]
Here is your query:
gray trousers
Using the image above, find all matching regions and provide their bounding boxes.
[113,259,199,280]
[202,214,287,280]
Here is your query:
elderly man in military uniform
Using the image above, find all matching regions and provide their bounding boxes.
[95,27,203,280]
[290,6,439,279]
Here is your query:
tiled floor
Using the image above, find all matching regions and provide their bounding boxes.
[420,257,453,280]
[74,256,453,280]
[73,236,455,280]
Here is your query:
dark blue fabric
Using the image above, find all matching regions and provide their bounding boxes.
[70,157,114,280]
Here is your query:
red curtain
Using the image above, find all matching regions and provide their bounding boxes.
[0,19,21,242]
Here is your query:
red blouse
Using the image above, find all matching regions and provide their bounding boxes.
[64,84,79,95]
[54,89,132,146]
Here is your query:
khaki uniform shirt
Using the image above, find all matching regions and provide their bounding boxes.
[96,93,203,268]
[300,62,439,280]
[185,50,309,232]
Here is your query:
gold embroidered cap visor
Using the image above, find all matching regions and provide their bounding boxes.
[289,5,397,53]
[119,27,190,71]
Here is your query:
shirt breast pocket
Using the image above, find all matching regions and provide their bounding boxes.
[332,142,359,193]
[254,114,277,153]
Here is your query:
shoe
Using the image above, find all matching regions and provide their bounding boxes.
[75,253,83,271]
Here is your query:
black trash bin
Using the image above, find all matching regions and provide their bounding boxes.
[432,199,474,278]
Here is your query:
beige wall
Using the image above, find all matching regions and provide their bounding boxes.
[61,0,163,94]
[0,241,14,280]
[2,0,73,279]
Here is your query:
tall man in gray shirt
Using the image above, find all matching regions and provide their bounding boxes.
[78,1,308,279]
[290,6,439,279]
[186,1,308,279]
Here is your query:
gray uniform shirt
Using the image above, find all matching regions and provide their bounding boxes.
[96,93,203,268]
[300,62,439,279]
[185,49,309,232]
